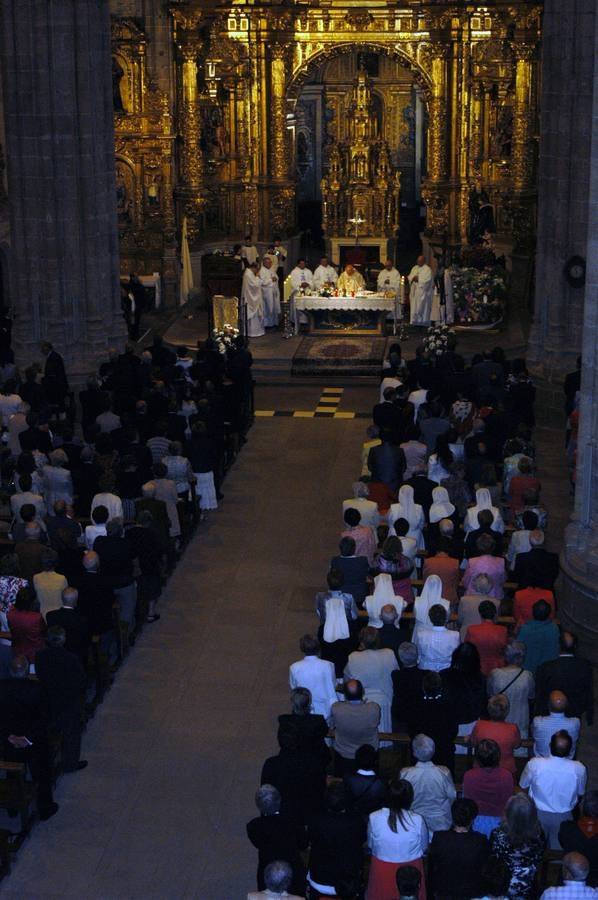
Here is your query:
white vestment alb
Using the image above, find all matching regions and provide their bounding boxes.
[241,268,265,337]
[408,263,434,324]
[240,243,258,266]
[289,266,314,332]
[258,265,281,327]
[313,264,338,290]
[377,266,401,294]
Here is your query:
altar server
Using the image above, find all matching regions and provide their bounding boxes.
[240,235,258,267]
[313,256,338,290]
[258,256,281,327]
[337,262,365,294]
[241,263,265,337]
[408,255,434,325]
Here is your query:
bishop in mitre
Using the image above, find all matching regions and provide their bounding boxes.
[313,256,338,291]
[241,263,265,337]
[258,256,281,328]
[408,255,434,325]
[337,263,365,295]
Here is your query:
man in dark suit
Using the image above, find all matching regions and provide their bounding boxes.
[464,509,504,559]
[46,587,90,667]
[367,432,406,493]
[372,387,401,438]
[35,626,87,773]
[535,631,594,724]
[307,782,366,892]
[261,730,326,827]
[391,641,425,730]
[406,464,436,518]
[277,687,328,763]
[330,536,370,607]
[94,520,137,638]
[378,605,409,658]
[74,550,117,664]
[343,743,388,817]
[559,791,598,886]
[41,341,68,409]
[0,655,57,820]
[246,784,307,896]
[512,529,559,590]
[15,521,46,582]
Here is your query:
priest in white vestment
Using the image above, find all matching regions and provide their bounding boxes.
[289,259,314,332]
[241,264,265,337]
[313,256,338,290]
[377,259,402,322]
[258,257,281,327]
[337,263,365,294]
[240,236,258,267]
[408,255,434,324]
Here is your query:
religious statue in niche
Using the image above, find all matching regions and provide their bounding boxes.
[400,104,416,148]
[468,182,496,245]
[112,57,126,114]
[296,131,312,181]
[200,104,229,161]
[146,173,161,214]
[115,164,133,228]
[493,104,513,161]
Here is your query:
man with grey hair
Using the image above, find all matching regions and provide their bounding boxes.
[378,604,409,658]
[392,642,425,730]
[46,587,90,666]
[42,448,73,510]
[342,481,379,529]
[248,860,304,900]
[512,528,560,591]
[15,520,46,582]
[457,572,499,640]
[277,687,328,761]
[36,626,87,773]
[246,785,306,896]
[539,851,596,898]
[488,641,535,745]
[400,734,456,834]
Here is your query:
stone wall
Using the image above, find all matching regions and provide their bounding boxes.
[0,0,125,379]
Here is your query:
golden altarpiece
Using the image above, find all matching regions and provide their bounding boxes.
[109,0,542,285]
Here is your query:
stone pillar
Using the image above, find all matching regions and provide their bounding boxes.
[527,0,596,401]
[0,0,125,377]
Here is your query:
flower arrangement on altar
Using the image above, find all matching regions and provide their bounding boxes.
[452,266,507,326]
[212,324,239,354]
[318,287,334,298]
[423,322,454,356]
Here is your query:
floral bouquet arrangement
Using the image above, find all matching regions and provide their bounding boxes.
[423,322,453,356]
[213,323,239,354]
[319,286,334,298]
[452,266,507,326]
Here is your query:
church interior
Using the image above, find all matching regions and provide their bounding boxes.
[1,0,598,897]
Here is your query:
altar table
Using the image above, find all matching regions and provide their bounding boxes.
[294,293,396,335]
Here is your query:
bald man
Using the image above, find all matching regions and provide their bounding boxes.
[539,851,597,898]
[408,254,433,325]
[520,729,587,848]
[532,690,580,758]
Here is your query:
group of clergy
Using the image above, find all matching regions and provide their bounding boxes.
[240,256,281,337]
[241,250,454,337]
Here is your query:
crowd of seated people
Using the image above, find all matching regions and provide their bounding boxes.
[0,334,253,832]
[247,341,597,899]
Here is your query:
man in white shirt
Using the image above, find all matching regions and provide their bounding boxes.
[91,491,123,523]
[288,634,337,721]
[540,852,598,899]
[313,256,338,290]
[408,255,434,325]
[414,604,460,672]
[519,730,587,848]
[10,473,46,523]
[532,690,580,759]
[400,734,456,834]
[258,256,281,327]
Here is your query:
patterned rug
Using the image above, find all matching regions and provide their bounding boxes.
[292,336,388,375]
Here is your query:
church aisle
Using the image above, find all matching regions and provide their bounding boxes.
[0,405,366,899]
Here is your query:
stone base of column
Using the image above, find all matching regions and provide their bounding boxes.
[560,520,598,664]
